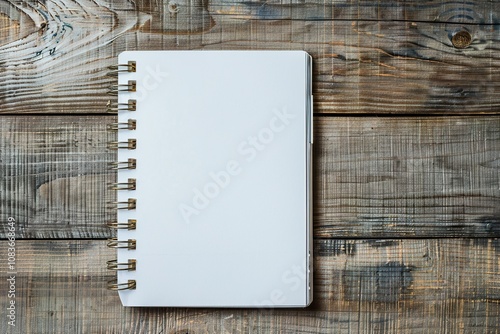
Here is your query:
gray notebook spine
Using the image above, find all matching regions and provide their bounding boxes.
[105,61,138,291]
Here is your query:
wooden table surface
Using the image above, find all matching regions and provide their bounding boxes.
[1,0,499,333]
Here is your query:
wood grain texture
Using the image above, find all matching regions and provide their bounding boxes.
[0,239,498,333]
[207,0,500,23]
[0,0,499,114]
[1,0,499,332]
[314,116,500,238]
[0,116,115,238]
[2,116,499,239]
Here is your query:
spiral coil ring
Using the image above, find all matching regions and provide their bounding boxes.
[107,259,137,271]
[107,119,137,131]
[107,80,136,95]
[109,159,137,170]
[106,219,137,230]
[107,238,137,249]
[107,139,137,150]
[110,178,137,191]
[107,61,136,77]
[106,99,136,113]
[107,279,136,291]
[109,198,137,210]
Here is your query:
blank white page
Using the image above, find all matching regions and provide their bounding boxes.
[115,50,312,307]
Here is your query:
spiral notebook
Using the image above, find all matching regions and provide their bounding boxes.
[106,50,313,307]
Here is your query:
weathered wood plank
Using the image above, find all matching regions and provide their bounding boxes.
[126,0,500,24]
[1,116,499,239]
[0,239,498,333]
[0,116,115,238]
[315,116,500,238]
[0,0,499,114]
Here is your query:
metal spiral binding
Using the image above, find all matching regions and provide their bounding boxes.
[107,61,136,77]
[111,178,136,191]
[106,99,136,113]
[109,159,137,170]
[107,119,137,131]
[107,139,137,150]
[106,219,137,230]
[107,259,137,271]
[107,238,137,249]
[106,59,138,291]
[109,198,137,210]
[107,80,136,95]
[107,279,136,291]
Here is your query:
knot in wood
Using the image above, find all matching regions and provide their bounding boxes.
[451,30,472,49]
[167,1,179,14]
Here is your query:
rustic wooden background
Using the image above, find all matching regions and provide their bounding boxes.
[1,0,499,333]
